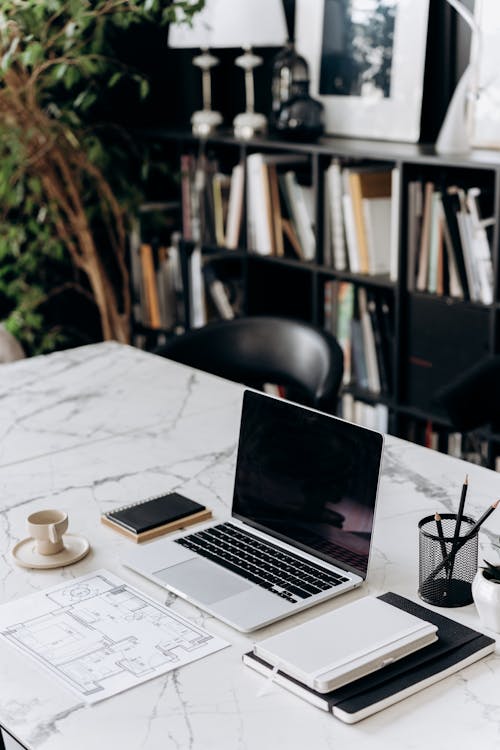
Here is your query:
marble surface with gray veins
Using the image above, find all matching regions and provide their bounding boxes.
[0,342,498,750]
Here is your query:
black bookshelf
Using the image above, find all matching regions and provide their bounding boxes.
[137,128,500,470]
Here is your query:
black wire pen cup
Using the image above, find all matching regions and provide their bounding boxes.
[418,513,478,607]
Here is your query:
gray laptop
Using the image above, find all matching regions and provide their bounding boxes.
[124,390,384,632]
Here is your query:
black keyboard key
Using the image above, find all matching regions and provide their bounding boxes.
[176,523,349,602]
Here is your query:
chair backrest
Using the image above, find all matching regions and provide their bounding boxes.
[156,316,344,411]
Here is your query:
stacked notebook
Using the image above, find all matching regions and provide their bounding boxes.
[243,592,495,724]
[101,492,212,542]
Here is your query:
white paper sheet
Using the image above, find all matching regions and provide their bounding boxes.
[0,569,228,704]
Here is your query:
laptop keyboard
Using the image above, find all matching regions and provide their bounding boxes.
[175,522,349,604]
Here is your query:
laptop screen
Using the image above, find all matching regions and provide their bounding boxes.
[232,391,383,578]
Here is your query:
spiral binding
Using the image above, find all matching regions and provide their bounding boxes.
[105,492,170,518]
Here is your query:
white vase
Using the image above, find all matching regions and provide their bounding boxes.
[472,569,500,633]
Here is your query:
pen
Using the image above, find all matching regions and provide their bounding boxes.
[426,500,499,583]
[434,513,449,571]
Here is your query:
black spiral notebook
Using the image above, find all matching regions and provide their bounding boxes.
[243,592,495,724]
[101,492,211,542]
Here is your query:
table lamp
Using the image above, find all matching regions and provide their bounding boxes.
[209,0,287,139]
[168,8,224,137]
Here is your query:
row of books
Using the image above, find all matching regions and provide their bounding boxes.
[324,280,394,396]
[130,207,243,336]
[340,393,389,433]
[402,419,490,465]
[407,180,495,304]
[180,152,317,261]
[323,160,400,279]
[181,153,244,250]
[246,153,315,260]
[129,208,184,332]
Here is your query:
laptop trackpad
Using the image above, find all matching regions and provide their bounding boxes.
[154,558,252,604]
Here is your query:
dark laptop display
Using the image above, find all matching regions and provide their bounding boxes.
[232,391,383,577]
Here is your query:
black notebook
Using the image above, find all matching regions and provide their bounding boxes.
[243,592,495,724]
[101,492,211,542]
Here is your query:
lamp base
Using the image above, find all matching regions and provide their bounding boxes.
[233,111,267,140]
[191,109,223,138]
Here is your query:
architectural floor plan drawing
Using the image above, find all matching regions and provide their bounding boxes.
[0,570,228,703]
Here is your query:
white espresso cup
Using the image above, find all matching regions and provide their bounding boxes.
[27,509,69,555]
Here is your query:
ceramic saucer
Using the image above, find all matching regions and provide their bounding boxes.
[11,534,90,570]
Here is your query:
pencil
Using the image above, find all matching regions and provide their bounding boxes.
[427,500,500,583]
[434,512,449,571]
[453,474,468,546]
[448,474,468,581]
[465,499,500,539]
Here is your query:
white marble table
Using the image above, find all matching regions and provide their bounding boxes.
[0,341,499,750]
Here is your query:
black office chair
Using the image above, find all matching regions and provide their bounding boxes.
[156,316,344,412]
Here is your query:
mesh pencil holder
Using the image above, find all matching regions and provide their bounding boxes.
[418,513,478,608]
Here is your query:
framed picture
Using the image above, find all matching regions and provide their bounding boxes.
[471,0,500,149]
[295,0,430,142]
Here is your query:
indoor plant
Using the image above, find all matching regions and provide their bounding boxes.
[472,559,500,632]
[0,0,203,353]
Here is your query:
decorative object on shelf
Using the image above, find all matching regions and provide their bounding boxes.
[271,41,325,140]
[270,40,309,128]
[469,0,500,149]
[274,80,325,140]
[472,560,500,632]
[436,0,481,154]
[295,0,430,143]
[167,13,223,137]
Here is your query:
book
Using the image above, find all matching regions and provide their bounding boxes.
[406,180,423,292]
[326,159,347,270]
[416,181,434,292]
[335,282,355,384]
[427,191,442,294]
[283,171,316,261]
[101,492,212,543]
[225,163,244,249]
[367,291,389,395]
[357,287,381,394]
[281,217,304,259]
[203,264,235,320]
[466,187,494,305]
[253,596,437,694]
[189,247,207,329]
[140,243,161,329]
[243,591,495,724]
[350,318,369,390]
[441,188,470,299]
[341,190,360,273]
[389,166,401,282]
[362,196,392,275]
[439,194,464,299]
[346,168,392,275]
[268,164,284,257]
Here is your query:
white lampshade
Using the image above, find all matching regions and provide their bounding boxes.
[168,0,287,49]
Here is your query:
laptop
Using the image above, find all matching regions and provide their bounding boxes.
[124,390,384,632]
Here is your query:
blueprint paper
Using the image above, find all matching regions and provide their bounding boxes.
[0,570,228,703]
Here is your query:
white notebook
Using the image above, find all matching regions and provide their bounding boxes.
[253,596,438,694]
